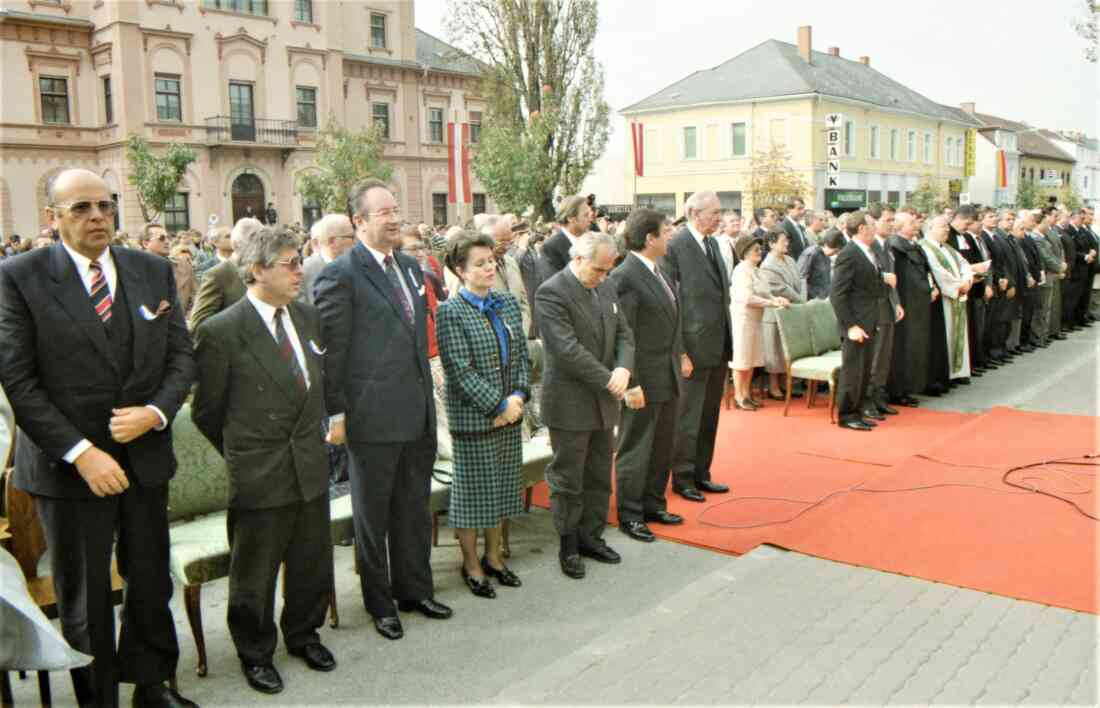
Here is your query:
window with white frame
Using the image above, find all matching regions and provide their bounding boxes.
[843,120,854,157]
[371,102,390,139]
[428,107,444,143]
[294,0,312,22]
[370,13,387,49]
[296,87,317,128]
[907,130,916,161]
[870,125,880,159]
[469,110,481,144]
[40,76,70,125]
[889,128,899,161]
[682,126,698,159]
[730,122,747,157]
[923,131,933,163]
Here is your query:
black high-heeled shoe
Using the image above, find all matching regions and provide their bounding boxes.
[481,557,522,587]
[734,399,757,411]
[461,567,496,598]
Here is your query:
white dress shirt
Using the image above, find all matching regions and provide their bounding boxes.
[853,239,879,270]
[687,223,710,256]
[59,242,167,464]
[246,291,310,390]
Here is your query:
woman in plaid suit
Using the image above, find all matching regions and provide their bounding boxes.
[437,231,532,598]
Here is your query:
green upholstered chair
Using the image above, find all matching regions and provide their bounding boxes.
[776,304,841,421]
[807,299,842,355]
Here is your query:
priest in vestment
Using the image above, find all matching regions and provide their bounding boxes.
[887,212,934,405]
[921,216,973,382]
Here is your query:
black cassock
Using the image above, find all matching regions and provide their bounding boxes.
[887,235,933,400]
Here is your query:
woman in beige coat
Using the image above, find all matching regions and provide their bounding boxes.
[760,230,806,399]
[730,235,788,410]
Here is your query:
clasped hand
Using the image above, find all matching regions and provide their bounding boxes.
[624,386,646,410]
[606,367,630,400]
[493,395,525,428]
[109,406,159,444]
[75,447,129,497]
[847,325,869,343]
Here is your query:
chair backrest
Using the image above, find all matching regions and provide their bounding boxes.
[776,304,815,364]
[808,299,842,354]
[168,403,229,522]
[2,469,48,582]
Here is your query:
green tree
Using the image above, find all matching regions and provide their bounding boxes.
[446,0,611,220]
[1059,183,1084,210]
[1016,178,1043,209]
[746,144,808,212]
[297,119,392,214]
[125,135,196,223]
[1072,0,1097,62]
[907,174,947,214]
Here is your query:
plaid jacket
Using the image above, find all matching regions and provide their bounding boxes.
[436,292,531,434]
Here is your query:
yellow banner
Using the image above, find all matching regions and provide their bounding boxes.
[964,128,977,177]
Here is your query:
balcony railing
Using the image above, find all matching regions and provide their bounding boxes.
[205,116,298,146]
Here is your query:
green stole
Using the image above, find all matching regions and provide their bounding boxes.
[924,240,966,373]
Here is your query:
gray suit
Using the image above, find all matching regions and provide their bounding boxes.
[535,266,634,549]
[297,252,327,305]
[1042,228,1066,335]
[797,244,833,300]
[189,257,246,333]
[492,252,532,337]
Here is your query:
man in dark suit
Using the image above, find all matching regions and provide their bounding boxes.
[982,209,1016,364]
[537,194,592,285]
[315,179,451,640]
[660,191,732,502]
[1068,209,1097,326]
[1055,211,1082,333]
[189,217,262,332]
[797,230,844,300]
[609,209,683,543]
[193,227,336,695]
[298,214,355,305]
[537,231,634,577]
[0,169,197,708]
[951,206,992,373]
[864,203,902,419]
[830,211,882,431]
[782,197,810,261]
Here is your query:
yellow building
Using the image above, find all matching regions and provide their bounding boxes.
[620,25,980,217]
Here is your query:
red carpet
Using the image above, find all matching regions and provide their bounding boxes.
[530,403,1099,613]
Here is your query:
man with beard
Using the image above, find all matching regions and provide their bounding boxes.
[886,212,934,406]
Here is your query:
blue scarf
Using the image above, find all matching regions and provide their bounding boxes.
[459,287,509,363]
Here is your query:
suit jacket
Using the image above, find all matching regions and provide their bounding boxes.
[871,237,901,309]
[609,253,681,403]
[314,240,435,444]
[535,267,634,432]
[536,229,573,284]
[759,252,805,322]
[953,227,990,298]
[193,252,219,282]
[435,291,531,434]
[1068,224,1094,281]
[1043,227,1066,274]
[190,257,246,332]
[0,383,13,470]
[0,244,195,498]
[192,297,328,509]
[797,244,833,300]
[830,241,881,336]
[1031,231,1062,281]
[983,229,1015,290]
[297,251,327,305]
[1057,225,1082,282]
[659,228,731,368]
[782,217,809,261]
[491,253,532,337]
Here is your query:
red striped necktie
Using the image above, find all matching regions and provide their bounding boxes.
[88,260,113,325]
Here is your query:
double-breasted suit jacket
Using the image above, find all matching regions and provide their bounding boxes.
[609,253,682,404]
[192,297,329,509]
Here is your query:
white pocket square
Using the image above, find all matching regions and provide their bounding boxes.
[612,302,618,314]
[417,285,426,297]
[138,305,159,321]
[309,339,327,355]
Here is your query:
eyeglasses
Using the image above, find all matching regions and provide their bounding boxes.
[333,231,356,241]
[367,208,401,219]
[52,200,118,218]
[273,256,303,271]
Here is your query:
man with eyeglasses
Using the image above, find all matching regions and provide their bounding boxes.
[314,178,452,641]
[0,169,198,708]
[192,227,336,695]
[299,214,355,306]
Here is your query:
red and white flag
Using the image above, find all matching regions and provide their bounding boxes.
[448,121,471,204]
[631,122,645,177]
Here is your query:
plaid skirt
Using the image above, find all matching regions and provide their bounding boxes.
[448,424,524,529]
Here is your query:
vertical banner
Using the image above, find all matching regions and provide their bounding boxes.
[964,128,977,178]
[631,122,645,177]
[997,149,1007,189]
[448,121,471,204]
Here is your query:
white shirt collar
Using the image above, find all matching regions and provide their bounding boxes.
[364,243,393,268]
[246,290,282,327]
[854,239,877,265]
[61,240,116,295]
[560,228,579,247]
[61,240,111,272]
[320,250,333,264]
[631,251,657,273]
[687,222,709,252]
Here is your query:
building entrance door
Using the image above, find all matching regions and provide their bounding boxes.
[232,173,265,224]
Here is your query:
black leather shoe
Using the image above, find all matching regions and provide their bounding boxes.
[288,642,336,672]
[644,511,684,525]
[462,567,496,598]
[859,417,878,427]
[373,615,404,640]
[898,396,920,407]
[620,520,656,543]
[240,663,283,695]
[674,486,706,502]
[840,420,874,431]
[578,543,622,564]
[971,370,984,377]
[132,684,200,708]
[560,554,585,579]
[877,404,899,415]
[862,409,886,421]
[397,598,453,619]
[481,557,521,587]
[1052,333,1067,340]
[957,377,971,385]
[697,480,729,493]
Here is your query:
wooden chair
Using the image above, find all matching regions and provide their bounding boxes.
[1,469,126,706]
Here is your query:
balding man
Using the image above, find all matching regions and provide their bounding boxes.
[189,217,262,331]
[660,191,732,501]
[488,218,532,336]
[300,214,355,305]
[194,226,232,282]
[0,169,197,708]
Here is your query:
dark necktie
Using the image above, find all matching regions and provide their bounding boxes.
[88,260,113,327]
[383,255,414,325]
[274,307,307,392]
[704,237,723,280]
[654,264,676,305]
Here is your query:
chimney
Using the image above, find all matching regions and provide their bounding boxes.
[798,25,812,64]
[858,56,870,66]
[960,102,976,115]
[827,47,839,56]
